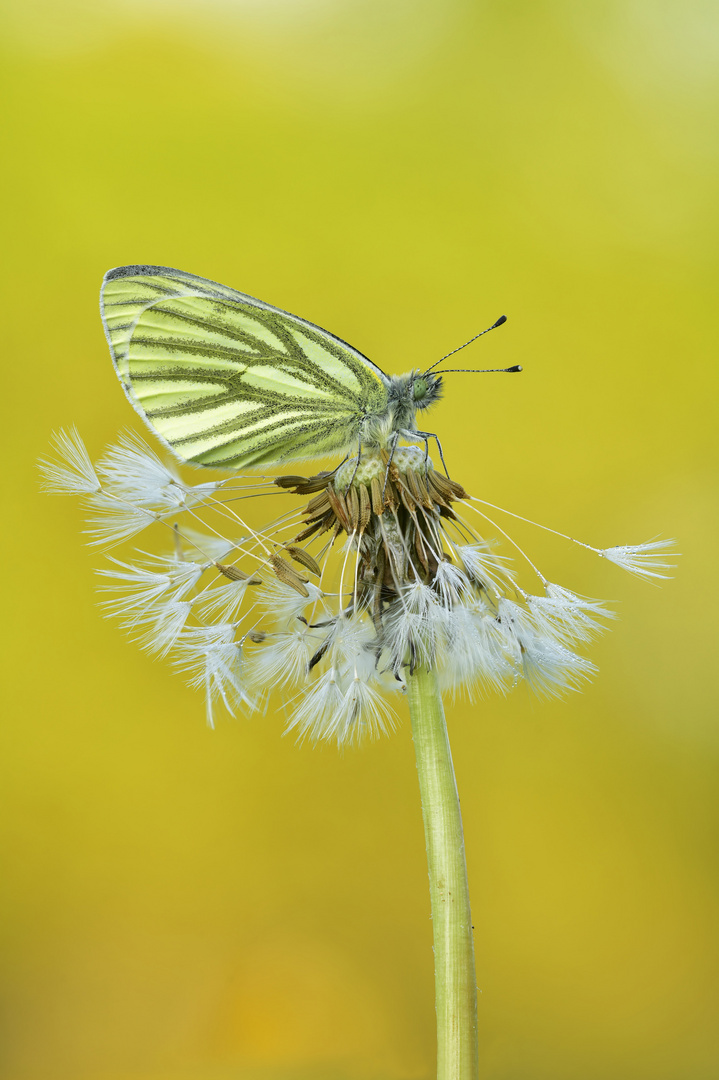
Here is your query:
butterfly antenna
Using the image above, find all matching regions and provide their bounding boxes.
[438,364,522,374]
[424,315,515,375]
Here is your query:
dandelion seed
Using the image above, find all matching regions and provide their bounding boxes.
[84,494,160,547]
[285,668,347,744]
[333,677,396,745]
[439,605,514,698]
[323,617,378,678]
[527,585,615,646]
[384,581,449,672]
[38,427,100,495]
[172,527,237,564]
[432,560,473,608]
[96,433,184,506]
[455,541,517,597]
[135,598,194,657]
[258,578,326,625]
[600,540,678,580]
[174,625,254,728]
[98,553,207,618]
[246,625,322,692]
[193,574,258,624]
[97,432,220,512]
[497,598,597,697]
[285,668,394,745]
[518,635,597,698]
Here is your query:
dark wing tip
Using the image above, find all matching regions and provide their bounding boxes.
[103,264,184,283]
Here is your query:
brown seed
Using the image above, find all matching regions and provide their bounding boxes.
[446,478,469,499]
[327,486,351,531]
[429,472,469,501]
[247,630,267,643]
[291,518,326,543]
[370,476,384,516]
[399,484,418,513]
[384,478,398,514]
[347,485,360,530]
[318,513,338,537]
[215,562,262,585]
[270,554,310,596]
[405,468,423,503]
[304,491,332,516]
[414,528,429,572]
[274,475,310,489]
[285,546,322,577]
[407,468,433,508]
[294,474,334,495]
[309,637,331,671]
[426,474,450,507]
[358,483,371,531]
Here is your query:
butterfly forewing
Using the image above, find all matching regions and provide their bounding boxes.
[101,265,389,469]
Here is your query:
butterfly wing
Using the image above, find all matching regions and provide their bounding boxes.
[100,265,390,469]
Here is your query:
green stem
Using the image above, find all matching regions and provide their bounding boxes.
[407,666,479,1080]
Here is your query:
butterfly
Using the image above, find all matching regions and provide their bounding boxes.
[100,265,516,471]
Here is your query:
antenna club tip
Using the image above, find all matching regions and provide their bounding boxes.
[493,315,507,328]
[508,364,522,373]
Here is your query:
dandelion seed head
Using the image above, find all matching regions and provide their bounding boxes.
[43,429,674,741]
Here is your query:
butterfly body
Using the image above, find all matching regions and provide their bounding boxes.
[100,265,443,471]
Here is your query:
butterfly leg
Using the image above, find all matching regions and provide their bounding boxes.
[382,432,401,497]
[417,433,431,479]
[398,429,430,474]
[347,420,367,488]
[400,429,451,478]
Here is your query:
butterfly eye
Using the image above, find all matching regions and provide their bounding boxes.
[412,377,429,402]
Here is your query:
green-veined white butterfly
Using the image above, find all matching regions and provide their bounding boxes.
[101,265,517,471]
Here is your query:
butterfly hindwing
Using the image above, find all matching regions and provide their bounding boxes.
[100,265,389,469]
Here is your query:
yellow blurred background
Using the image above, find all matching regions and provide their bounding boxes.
[1,1,718,1077]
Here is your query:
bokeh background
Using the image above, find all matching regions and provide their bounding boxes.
[1,1,718,1077]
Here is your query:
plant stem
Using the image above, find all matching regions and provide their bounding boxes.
[407,666,479,1080]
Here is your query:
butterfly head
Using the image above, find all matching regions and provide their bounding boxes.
[385,370,444,435]
[410,371,444,412]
